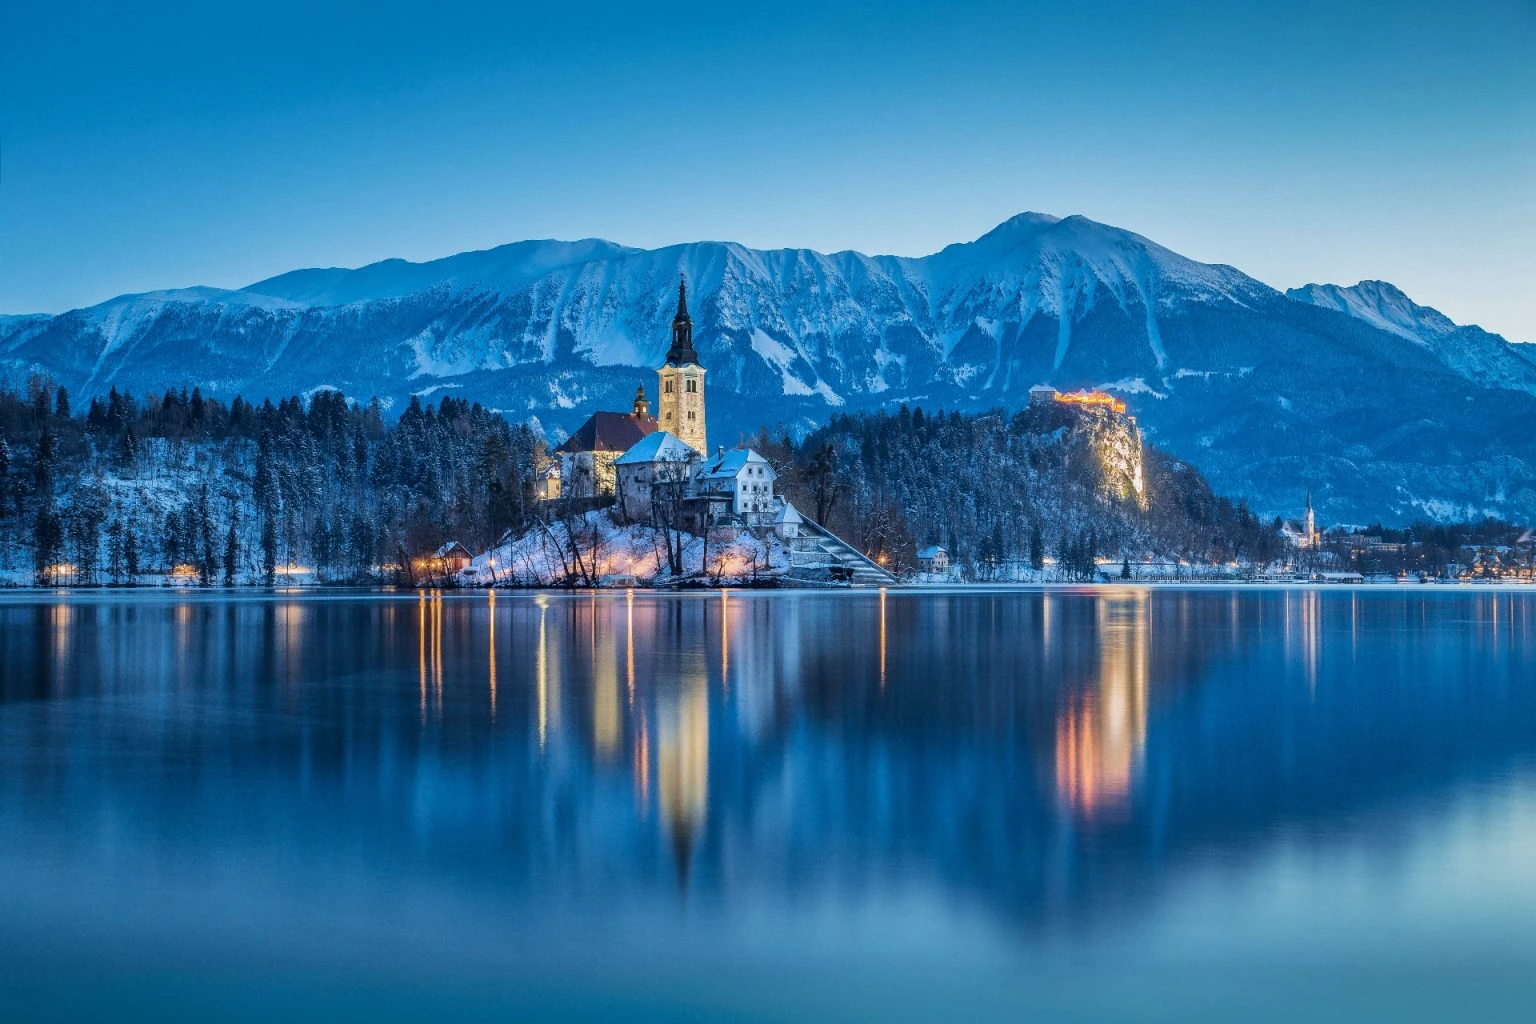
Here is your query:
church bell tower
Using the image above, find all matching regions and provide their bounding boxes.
[657,275,707,454]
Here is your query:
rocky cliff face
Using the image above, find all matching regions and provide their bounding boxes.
[5,213,1536,523]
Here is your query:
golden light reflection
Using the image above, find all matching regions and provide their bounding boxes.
[1055,592,1149,818]
[879,586,887,689]
[51,602,72,685]
[593,597,620,758]
[418,591,427,722]
[626,589,636,706]
[488,590,497,720]
[536,601,548,751]
[658,663,710,875]
[432,590,444,713]
[634,716,650,815]
[720,589,729,690]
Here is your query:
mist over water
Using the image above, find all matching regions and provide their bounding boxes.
[2,587,1535,1020]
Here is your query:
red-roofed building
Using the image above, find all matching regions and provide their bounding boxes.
[552,386,658,498]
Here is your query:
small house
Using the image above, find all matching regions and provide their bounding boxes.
[917,545,950,573]
[614,431,699,524]
[695,447,777,523]
[412,541,473,582]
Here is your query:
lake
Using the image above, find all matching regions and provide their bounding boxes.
[1,586,1535,1021]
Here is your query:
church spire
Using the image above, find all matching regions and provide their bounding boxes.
[665,273,698,366]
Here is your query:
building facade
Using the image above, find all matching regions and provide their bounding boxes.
[555,388,658,498]
[614,431,700,524]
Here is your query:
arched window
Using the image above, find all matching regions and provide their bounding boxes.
[664,380,674,394]
[686,379,697,393]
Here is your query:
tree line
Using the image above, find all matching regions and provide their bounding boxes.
[1,376,1304,586]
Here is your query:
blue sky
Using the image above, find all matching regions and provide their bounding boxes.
[3,1,1533,339]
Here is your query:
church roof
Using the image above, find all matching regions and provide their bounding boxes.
[557,411,657,454]
[664,275,701,367]
[614,431,698,465]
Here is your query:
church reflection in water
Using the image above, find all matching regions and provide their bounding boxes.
[6,586,1536,932]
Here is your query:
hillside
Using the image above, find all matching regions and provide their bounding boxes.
[5,214,1536,522]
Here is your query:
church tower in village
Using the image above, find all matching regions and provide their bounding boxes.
[657,275,707,454]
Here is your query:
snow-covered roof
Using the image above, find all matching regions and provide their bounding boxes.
[773,499,803,525]
[917,545,946,559]
[614,431,698,466]
[699,447,773,480]
[433,541,471,558]
[1028,383,1058,395]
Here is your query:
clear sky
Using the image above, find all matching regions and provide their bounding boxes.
[3,1,1533,339]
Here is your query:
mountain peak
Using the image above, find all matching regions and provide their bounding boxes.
[1288,280,1460,342]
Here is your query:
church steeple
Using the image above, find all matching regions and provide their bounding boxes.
[656,275,707,454]
[665,274,698,367]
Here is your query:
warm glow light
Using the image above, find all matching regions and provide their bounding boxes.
[274,565,312,576]
[1054,390,1127,414]
[169,563,199,580]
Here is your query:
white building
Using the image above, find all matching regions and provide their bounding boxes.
[695,447,778,524]
[614,431,699,524]
[917,545,950,573]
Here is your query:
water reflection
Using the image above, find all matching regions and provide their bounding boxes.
[1055,592,1149,818]
[2,588,1536,1017]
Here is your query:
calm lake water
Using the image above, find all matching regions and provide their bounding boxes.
[2,586,1535,1021]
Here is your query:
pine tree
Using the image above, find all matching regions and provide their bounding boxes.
[54,386,70,419]
[1121,553,1131,580]
[197,483,215,586]
[124,529,140,582]
[1029,525,1044,571]
[32,506,63,584]
[224,509,239,586]
[261,517,277,586]
[34,431,56,498]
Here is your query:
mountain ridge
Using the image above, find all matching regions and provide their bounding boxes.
[4,213,1536,524]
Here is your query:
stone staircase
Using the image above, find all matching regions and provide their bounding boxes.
[786,516,898,587]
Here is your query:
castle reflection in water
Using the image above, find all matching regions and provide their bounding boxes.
[4,586,1536,933]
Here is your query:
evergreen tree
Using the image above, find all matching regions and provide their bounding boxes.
[32,507,63,584]
[124,529,140,582]
[1029,525,1044,571]
[54,386,70,419]
[261,517,277,585]
[34,431,56,498]
[224,510,239,586]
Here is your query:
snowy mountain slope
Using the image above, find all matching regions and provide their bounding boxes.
[5,213,1536,523]
[1288,280,1536,393]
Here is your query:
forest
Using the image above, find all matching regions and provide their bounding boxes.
[0,376,1298,585]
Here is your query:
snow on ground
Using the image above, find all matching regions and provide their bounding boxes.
[464,511,791,587]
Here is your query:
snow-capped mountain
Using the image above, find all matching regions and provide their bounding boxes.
[1287,280,1536,393]
[4,213,1536,523]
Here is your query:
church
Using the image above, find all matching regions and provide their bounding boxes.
[538,276,896,585]
[546,277,708,500]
